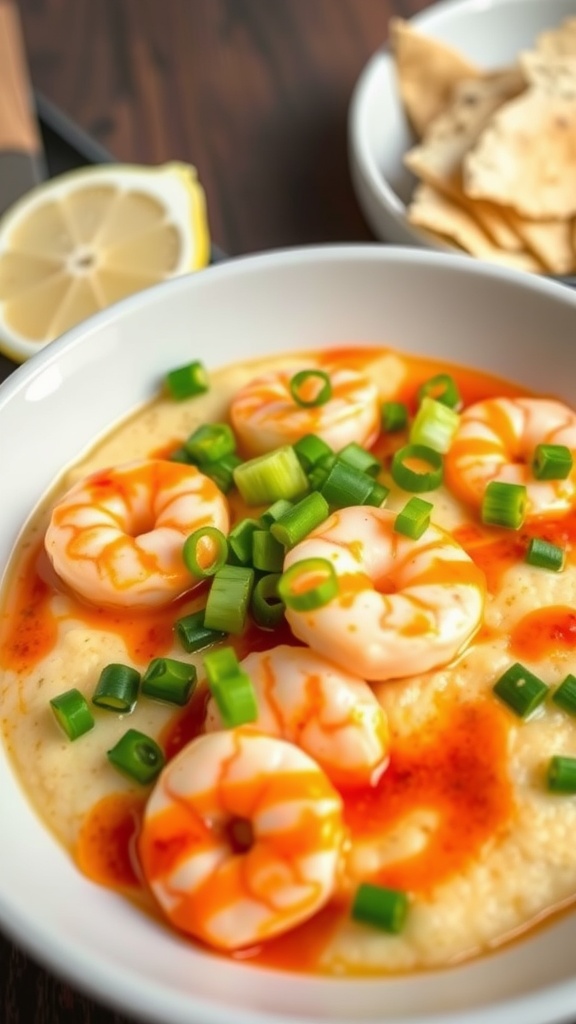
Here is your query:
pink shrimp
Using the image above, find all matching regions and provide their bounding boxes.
[44,459,229,608]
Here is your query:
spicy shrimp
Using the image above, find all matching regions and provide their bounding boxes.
[205,644,390,788]
[138,729,345,950]
[229,364,380,456]
[283,506,486,681]
[445,397,576,518]
[44,459,229,608]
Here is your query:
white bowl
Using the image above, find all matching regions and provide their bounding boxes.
[348,0,576,251]
[2,245,576,1024]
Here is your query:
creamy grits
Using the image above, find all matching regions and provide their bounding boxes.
[2,345,576,975]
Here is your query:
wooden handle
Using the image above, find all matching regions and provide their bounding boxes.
[0,0,41,151]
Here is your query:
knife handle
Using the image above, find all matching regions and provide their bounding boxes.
[0,0,41,152]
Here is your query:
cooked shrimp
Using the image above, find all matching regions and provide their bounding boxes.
[229,365,380,456]
[283,506,485,681]
[205,644,389,788]
[44,459,229,608]
[138,729,345,950]
[445,397,576,518]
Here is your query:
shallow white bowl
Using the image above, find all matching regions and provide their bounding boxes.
[2,245,576,1024]
[348,0,576,251]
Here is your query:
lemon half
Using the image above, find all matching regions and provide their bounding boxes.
[0,162,210,362]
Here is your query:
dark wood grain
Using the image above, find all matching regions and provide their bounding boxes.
[2,2,433,1021]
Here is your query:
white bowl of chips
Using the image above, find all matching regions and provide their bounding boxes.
[349,0,576,276]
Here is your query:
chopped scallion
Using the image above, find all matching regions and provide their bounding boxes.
[417,372,461,410]
[289,369,332,407]
[552,674,576,716]
[270,492,330,548]
[201,453,243,494]
[391,443,443,493]
[259,499,294,527]
[381,401,408,433]
[203,647,258,727]
[337,443,381,478]
[278,557,338,612]
[409,396,459,454]
[251,573,285,628]
[174,609,227,653]
[182,526,229,578]
[204,565,255,634]
[227,517,260,565]
[233,445,309,505]
[482,481,526,529]
[293,434,333,470]
[184,422,236,464]
[525,537,565,572]
[92,663,140,713]
[141,657,197,706]
[351,883,409,933]
[394,497,433,539]
[107,729,165,785]
[165,360,208,400]
[50,688,94,740]
[320,459,377,508]
[532,443,573,481]
[547,755,576,794]
[252,529,285,572]
[492,662,548,718]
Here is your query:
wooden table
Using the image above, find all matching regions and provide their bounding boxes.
[1,2,432,1021]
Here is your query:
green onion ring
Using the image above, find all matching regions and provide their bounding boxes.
[289,369,333,408]
[278,557,338,611]
[391,443,443,493]
[182,526,228,577]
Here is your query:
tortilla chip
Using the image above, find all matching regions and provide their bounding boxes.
[503,209,576,274]
[404,67,526,196]
[406,183,544,272]
[536,17,576,58]
[389,18,479,138]
[464,55,576,218]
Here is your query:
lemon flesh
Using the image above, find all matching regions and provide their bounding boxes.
[0,162,210,362]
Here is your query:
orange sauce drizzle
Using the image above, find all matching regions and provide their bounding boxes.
[510,607,576,662]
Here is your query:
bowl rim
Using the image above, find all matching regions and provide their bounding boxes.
[3,243,576,1024]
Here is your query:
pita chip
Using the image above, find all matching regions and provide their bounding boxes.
[503,209,576,274]
[389,18,479,138]
[536,17,576,58]
[464,54,576,219]
[406,183,544,272]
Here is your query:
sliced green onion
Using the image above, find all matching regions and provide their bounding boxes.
[165,360,208,400]
[492,662,548,718]
[547,755,576,794]
[182,526,228,578]
[259,499,294,527]
[50,688,95,740]
[394,497,433,539]
[174,609,227,652]
[417,372,461,410]
[203,647,258,727]
[321,460,377,508]
[391,443,443,493]
[552,674,576,716]
[293,434,333,471]
[532,443,573,481]
[92,663,140,713]
[228,517,260,565]
[289,369,332,407]
[337,443,381,478]
[409,396,460,454]
[252,529,285,572]
[271,492,330,549]
[482,481,526,529]
[184,422,236,464]
[278,557,338,612]
[141,657,197,706]
[168,445,192,464]
[107,728,165,784]
[201,453,243,494]
[233,445,309,505]
[525,537,565,572]
[308,464,331,492]
[251,573,285,628]
[351,883,409,933]
[381,401,408,433]
[365,480,389,508]
[204,565,255,634]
